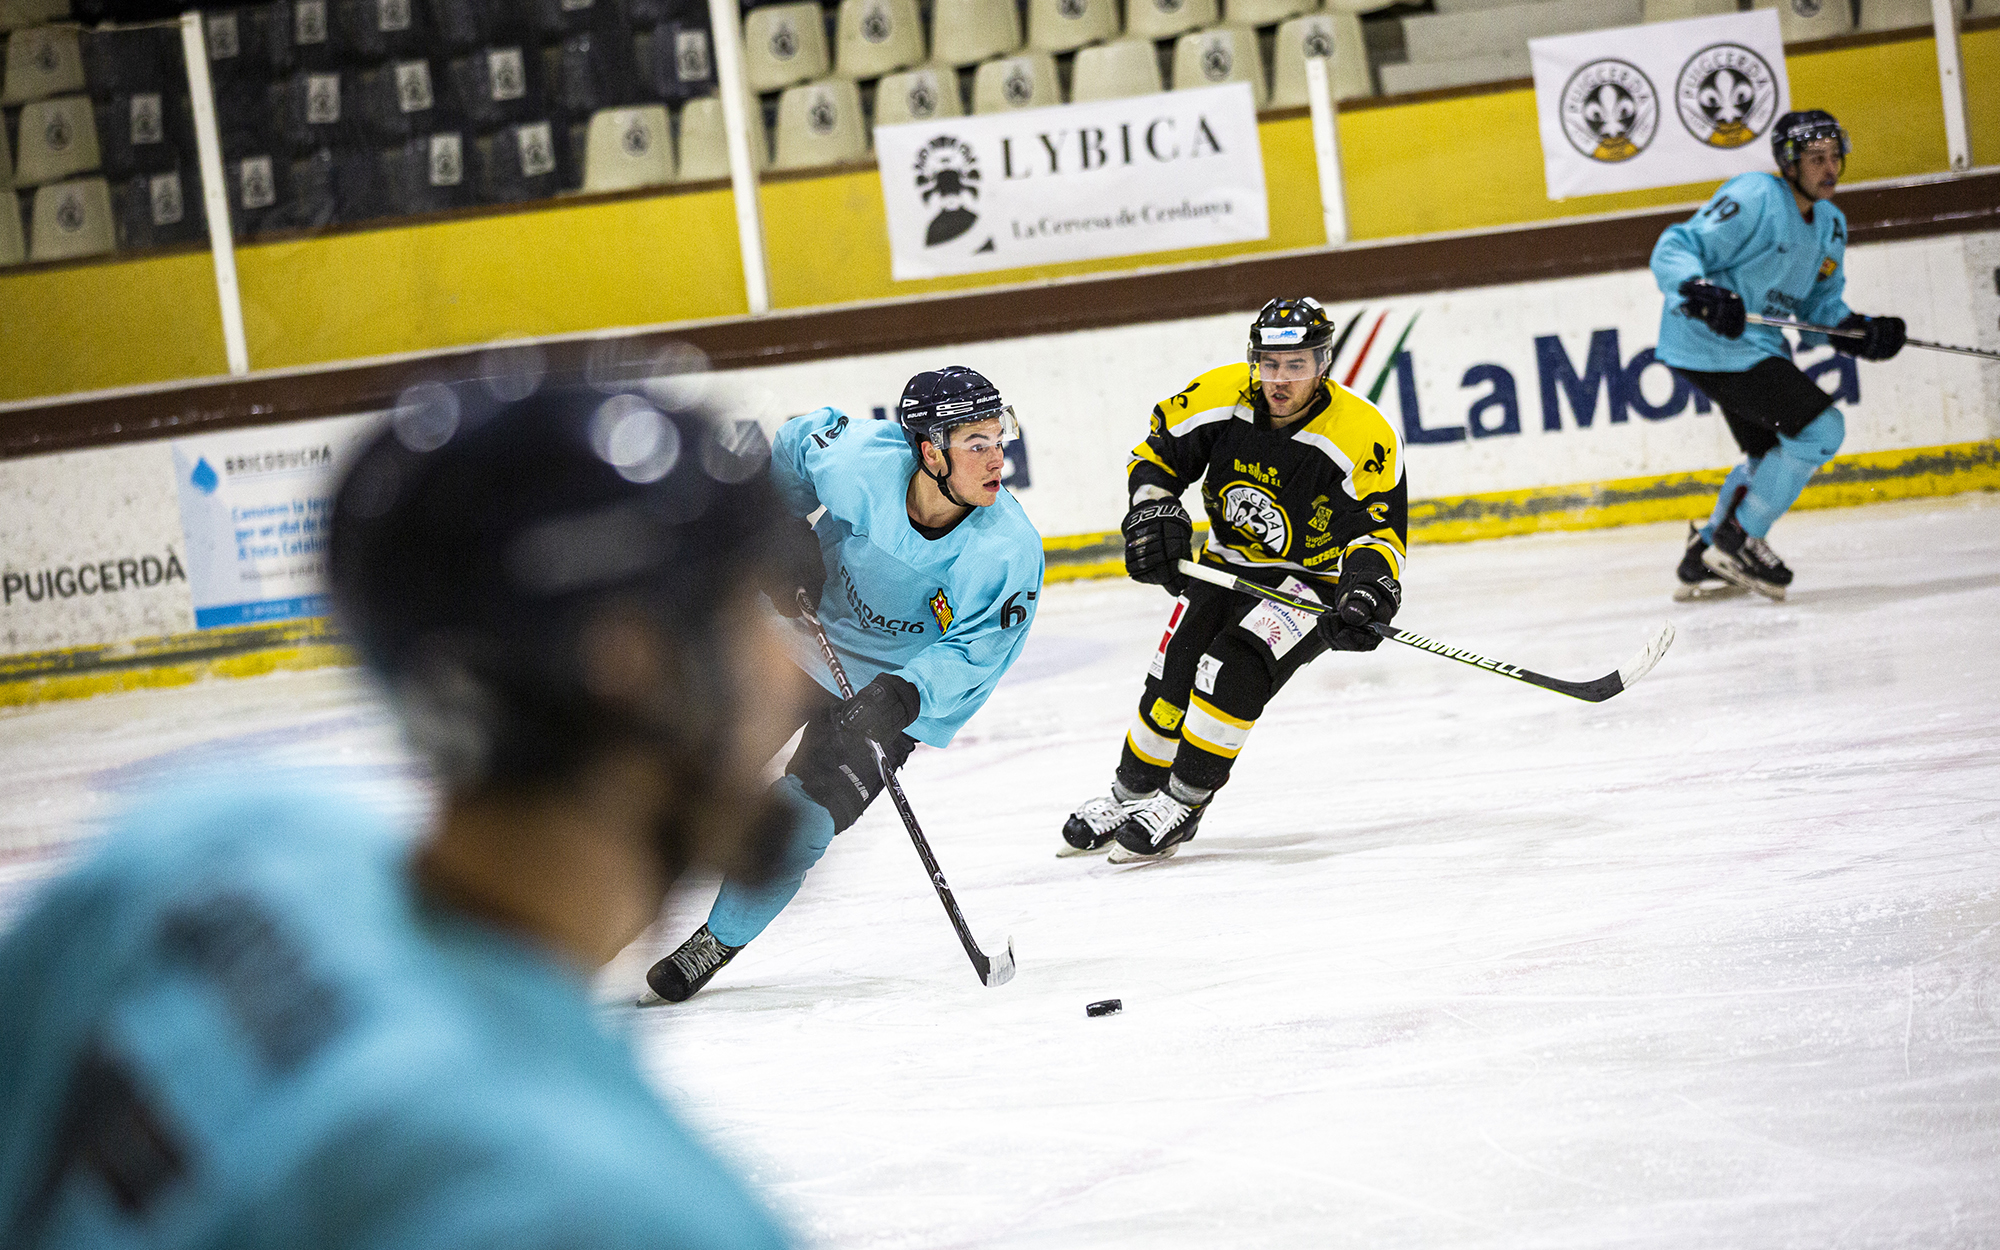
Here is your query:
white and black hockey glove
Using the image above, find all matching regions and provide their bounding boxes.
[1678,279,1746,339]
[1123,494,1192,593]
[1319,550,1401,652]
[1833,313,1905,361]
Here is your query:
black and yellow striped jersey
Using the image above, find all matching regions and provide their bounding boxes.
[1129,362,1407,588]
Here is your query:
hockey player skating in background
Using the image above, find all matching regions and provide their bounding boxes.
[1061,298,1408,864]
[646,366,1043,1003]
[0,385,804,1248]
[1655,109,1905,601]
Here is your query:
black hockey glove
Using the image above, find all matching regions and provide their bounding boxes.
[790,677,920,832]
[833,673,921,746]
[764,511,825,618]
[1834,313,1905,361]
[1318,549,1401,653]
[1678,279,1746,339]
[1123,496,1192,593]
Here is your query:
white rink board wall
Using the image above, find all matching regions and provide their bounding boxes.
[1,228,1994,657]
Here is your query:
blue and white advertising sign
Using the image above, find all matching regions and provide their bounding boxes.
[171,414,381,629]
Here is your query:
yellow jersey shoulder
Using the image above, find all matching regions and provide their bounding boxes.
[1153,363,1253,435]
[1296,383,1404,487]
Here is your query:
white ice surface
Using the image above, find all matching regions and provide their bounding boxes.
[4,497,1999,1248]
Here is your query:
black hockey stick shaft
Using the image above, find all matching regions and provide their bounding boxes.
[1740,312,2000,361]
[796,592,1015,988]
[1175,560,1673,704]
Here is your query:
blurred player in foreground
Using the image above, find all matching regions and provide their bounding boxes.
[644,366,1043,1004]
[1060,298,1408,863]
[0,384,803,1249]
[1655,108,1905,601]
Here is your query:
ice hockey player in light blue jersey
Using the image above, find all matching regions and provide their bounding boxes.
[645,366,1045,1004]
[1651,109,1905,601]
[0,385,806,1250]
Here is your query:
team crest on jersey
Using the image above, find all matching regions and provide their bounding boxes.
[1674,44,1778,150]
[929,587,954,633]
[1221,483,1289,556]
[1560,59,1658,164]
[1817,256,1838,279]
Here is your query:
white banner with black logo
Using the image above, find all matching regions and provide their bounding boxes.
[873,84,1269,281]
[1530,9,1789,200]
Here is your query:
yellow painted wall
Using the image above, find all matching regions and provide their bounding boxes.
[0,249,228,402]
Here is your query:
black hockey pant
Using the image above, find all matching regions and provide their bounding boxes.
[1115,575,1329,797]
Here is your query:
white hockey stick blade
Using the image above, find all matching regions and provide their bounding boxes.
[1616,622,1676,691]
[982,937,1017,987]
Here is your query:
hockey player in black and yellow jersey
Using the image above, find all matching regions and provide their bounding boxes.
[1061,297,1408,863]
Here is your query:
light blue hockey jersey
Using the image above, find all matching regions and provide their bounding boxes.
[1651,171,1852,374]
[773,409,1043,748]
[0,781,794,1250]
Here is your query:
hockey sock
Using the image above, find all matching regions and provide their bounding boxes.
[1116,695,1183,793]
[1166,776,1213,806]
[1699,464,1755,543]
[707,776,837,948]
[1111,777,1155,804]
[1734,408,1844,538]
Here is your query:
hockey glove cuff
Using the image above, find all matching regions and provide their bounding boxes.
[834,673,922,746]
[765,511,826,618]
[789,704,917,833]
[1678,279,1746,339]
[1320,548,1401,652]
[1835,313,1905,361]
[1123,497,1193,593]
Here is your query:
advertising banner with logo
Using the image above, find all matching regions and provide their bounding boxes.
[873,83,1269,280]
[1530,10,1789,199]
[170,414,381,629]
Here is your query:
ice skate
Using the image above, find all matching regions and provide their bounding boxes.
[640,924,743,1005]
[1702,519,1793,601]
[1107,791,1208,864]
[1059,791,1153,857]
[1673,522,1743,601]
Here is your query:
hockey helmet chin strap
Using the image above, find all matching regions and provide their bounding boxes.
[925,440,971,508]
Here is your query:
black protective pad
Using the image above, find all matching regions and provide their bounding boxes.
[787,701,916,833]
[1673,356,1838,450]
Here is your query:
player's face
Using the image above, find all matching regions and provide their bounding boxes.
[1789,140,1842,201]
[928,417,1009,507]
[1255,349,1324,417]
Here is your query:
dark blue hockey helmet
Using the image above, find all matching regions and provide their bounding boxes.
[896,365,1018,457]
[1771,109,1849,168]
[1247,297,1337,376]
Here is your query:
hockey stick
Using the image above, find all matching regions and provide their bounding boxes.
[1741,312,2000,362]
[1176,560,1675,704]
[797,592,1016,988]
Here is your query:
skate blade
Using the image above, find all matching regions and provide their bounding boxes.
[1106,842,1180,865]
[636,990,668,1008]
[1672,580,1746,602]
[1056,839,1115,858]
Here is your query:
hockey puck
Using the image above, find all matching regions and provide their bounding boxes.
[1086,999,1123,1017]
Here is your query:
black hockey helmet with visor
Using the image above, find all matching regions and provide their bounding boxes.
[898,365,1019,504]
[1771,109,1849,169]
[1247,297,1336,384]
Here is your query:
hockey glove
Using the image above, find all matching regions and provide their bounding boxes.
[764,511,826,618]
[1123,496,1193,593]
[790,698,917,833]
[1678,279,1746,339]
[1834,313,1905,361]
[1319,549,1401,652]
[833,672,921,746]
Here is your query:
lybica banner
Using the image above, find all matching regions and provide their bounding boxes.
[1530,9,1790,200]
[873,83,1269,281]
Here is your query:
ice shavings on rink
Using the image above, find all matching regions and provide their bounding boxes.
[6,496,2000,1248]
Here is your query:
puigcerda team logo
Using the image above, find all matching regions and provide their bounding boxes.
[1221,483,1289,556]
[1674,44,1778,150]
[1560,59,1658,163]
[913,135,992,250]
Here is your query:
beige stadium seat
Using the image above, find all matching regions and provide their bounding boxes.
[1751,0,1854,42]
[1971,0,2000,17]
[582,105,674,191]
[1378,49,1526,92]
[676,93,768,181]
[1070,36,1163,100]
[1124,0,1216,41]
[28,174,113,261]
[1857,0,1934,29]
[972,50,1061,109]
[11,93,97,186]
[742,3,831,93]
[931,0,1022,66]
[3,22,83,104]
[1171,26,1266,104]
[874,65,964,124]
[1027,0,1120,54]
[1642,0,1735,19]
[1,0,72,32]
[772,77,867,169]
[0,189,22,264]
[1402,0,1640,62]
[1269,12,1370,105]
[835,0,926,79]
[1225,0,1316,27]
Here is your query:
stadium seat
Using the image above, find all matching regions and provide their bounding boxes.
[433,0,522,50]
[473,117,562,202]
[971,50,1059,110]
[835,0,925,79]
[1642,0,1735,19]
[742,3,830,92]
[1123,0,1215,42]
[580,104,672,190]
[1750,0,1854,41]
[1225,0,1315,27]
[0,188,21,264]
[96,91,185,177]
[355,57,453,141]
[523,0,621,37]
[12,93,98,186]
[873,64,962,124]
[283,0,345,69]
[1378,50,1526,93]
[1269,11,1371,105]
[547,28,641,117]
[675,92,767,180]
[645,21,716,102]
[27,173,111,259]
[1857,0,1934,29]
[448,45,543,128]
[1026,0,1119,53]
[80,25,171,99]
[201,6,294,80]
[1,0,70,34]
[334,0,430,61]
[1971,0,2000,16]
[380,128,475,212]
[226,149,287,234]
[1069,36,1162,100]
[271,69,354,152]
[1171,26,1266,104]
[1401,0,1642,64]
[4,23,83,104]
[931,0,1021,66]
[771,76,865,169]
[114,166,205,248]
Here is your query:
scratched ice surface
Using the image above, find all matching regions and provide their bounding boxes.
[6,496,1999,1248]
